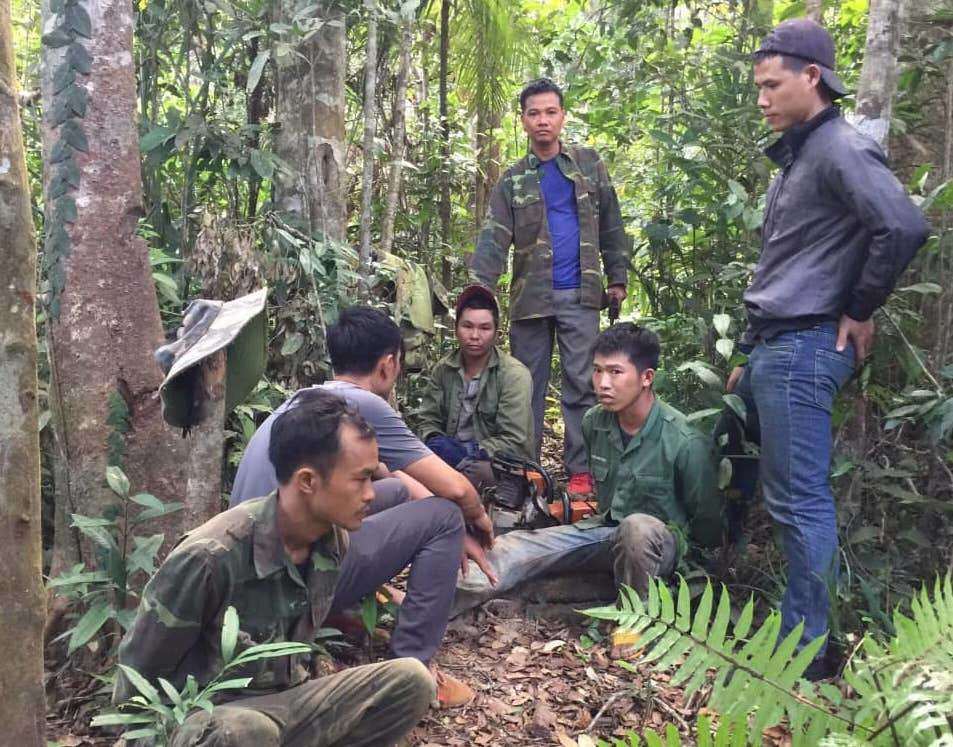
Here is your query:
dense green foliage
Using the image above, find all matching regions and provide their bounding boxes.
[12,0,953,739]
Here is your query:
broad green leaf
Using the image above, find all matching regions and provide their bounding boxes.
[722,393,747,422]
[68,602,113,654]
[713,313,731,337]
[106,465,130,497]
[47,569,111,588]
[157,678,184,708]
[715,337,734,361]
[360,594,379,634]
[677,360,721,389]
[898,282,943,296]
[129,492,164,510]
[281,331,305,356]
[250,149,274,180]
[247,49,270,94]
[221,606,239,663]
[140,126,173,153]
[117,664,161,704]
[91,713,156,726]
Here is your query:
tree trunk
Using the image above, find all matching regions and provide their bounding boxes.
[359,0,379,268]
[0,0,47,739]
[474,108,500,233]
[380,14,413,256]
[40,0,190,574]
[846,0,906,152]
[805,0,823,21]
[273,0,347,244]
[841,0,906,466]
[438,0,452,287]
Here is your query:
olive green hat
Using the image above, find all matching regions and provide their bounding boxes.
[155,287,268,429]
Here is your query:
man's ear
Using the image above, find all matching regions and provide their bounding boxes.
[292,465,319,495]
[643,368,656,388]
[804,63,823,90]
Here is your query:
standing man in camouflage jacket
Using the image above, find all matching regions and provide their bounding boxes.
[471,78,631,496]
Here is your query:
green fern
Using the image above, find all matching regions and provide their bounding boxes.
[584,577,862,745]
[844,574,953,746]
[585,575,953,746]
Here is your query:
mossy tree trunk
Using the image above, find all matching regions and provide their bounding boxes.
[0,0,47,740]
[273,0,347,244]
[39,0,189,575]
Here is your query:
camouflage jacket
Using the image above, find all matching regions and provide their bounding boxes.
[416,346,534,460]
[113,494,348,703]
[577,399,724,548]
[470,145,630,321]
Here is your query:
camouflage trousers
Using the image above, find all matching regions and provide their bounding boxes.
[170,658,434,747]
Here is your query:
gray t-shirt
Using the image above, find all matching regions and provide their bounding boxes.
[229,381,432,506]
[454,374,481,443]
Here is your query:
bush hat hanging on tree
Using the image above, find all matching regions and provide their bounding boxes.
[155,288,268,430]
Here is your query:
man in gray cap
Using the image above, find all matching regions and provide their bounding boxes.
[725,19,930,677]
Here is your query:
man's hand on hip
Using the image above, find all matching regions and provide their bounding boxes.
[606,284,627,303]
[726,366,745,393]
[836,314,875,366]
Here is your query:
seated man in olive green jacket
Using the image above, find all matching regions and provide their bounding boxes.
[453,322,724,614]
[417,284,534,490]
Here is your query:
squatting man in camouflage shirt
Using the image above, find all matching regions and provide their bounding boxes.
[114,391,447,745]
[471,78,631,499]
[453,323,724,616]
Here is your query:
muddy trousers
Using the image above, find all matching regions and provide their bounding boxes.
[170,658,434,747]
[451,514,678,616]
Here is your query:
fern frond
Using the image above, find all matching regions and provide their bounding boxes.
[585,576,866,746]
[845,574,953,745]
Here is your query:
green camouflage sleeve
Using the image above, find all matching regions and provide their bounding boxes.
[113,544,221,704]
[675,434,724,548]
[594,156,630,287]
[470,174,514,289]
[478,364,534,459]
[416,368,449,444]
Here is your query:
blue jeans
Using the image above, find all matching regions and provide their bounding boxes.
[733,323,855,654]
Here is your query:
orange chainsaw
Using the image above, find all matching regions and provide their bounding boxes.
[488,452,596,532]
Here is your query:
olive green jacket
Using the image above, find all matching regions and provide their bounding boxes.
[114,494,348,703]
[470,145,630,321]
[578,399,724,548]
[416,346,535,460]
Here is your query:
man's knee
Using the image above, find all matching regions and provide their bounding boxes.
[614,514,677,574]
[387,657,436,713]
[423,495,466,535]
[172,706,279,747]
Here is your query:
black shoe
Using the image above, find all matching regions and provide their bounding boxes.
[803,656,839,682]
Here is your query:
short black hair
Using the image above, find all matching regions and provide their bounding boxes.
[269,388,375,484]
[456,295,499,329]
[751,52,833,103]
[592,322,660,372]
[520,78,564,112]
[327,306,402,375]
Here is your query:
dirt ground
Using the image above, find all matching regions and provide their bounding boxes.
[46,604,694,747]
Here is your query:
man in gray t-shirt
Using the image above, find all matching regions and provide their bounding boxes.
[227,308,497,707]
[232,380,431,506]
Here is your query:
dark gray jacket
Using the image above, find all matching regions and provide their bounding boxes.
[743,108,930,342]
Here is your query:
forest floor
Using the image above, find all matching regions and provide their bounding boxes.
[46,428,788,746]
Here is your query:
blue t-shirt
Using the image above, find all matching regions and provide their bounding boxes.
[539,158,581,289]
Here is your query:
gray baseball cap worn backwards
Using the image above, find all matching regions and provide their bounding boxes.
[755,18,848,99]
[155,288,268,429]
